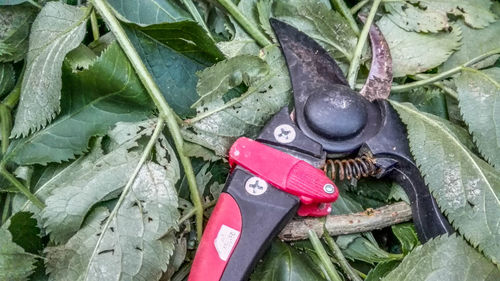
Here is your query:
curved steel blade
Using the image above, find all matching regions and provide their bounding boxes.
[359,15,393,101]
[270,19,348,98]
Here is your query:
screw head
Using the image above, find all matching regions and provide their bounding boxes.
[273,124,296,144]
[245,177,268,196]
[323,184,335,194]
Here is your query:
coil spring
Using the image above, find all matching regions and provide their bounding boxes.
[323,155,378,181]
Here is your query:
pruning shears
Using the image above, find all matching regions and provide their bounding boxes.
[188,19,453,281]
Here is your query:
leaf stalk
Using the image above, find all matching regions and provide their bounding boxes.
[84,117,165,280]
[215,0,272,47]
[91,0,204,240]
[0,164,44,209]
[323,231,363,281]
[308,230,343,281]
[346,0,382,89]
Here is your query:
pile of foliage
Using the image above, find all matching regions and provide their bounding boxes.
[0,0,499,280]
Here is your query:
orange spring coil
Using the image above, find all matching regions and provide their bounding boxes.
[323,155,378,181]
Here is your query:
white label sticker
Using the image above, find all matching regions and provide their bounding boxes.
[214,224,240,261]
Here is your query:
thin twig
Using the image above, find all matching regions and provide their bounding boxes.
[391,48,500,93]
[280,202,412,241]
[91,0,204,241]
[330,0,360,35]
[215,0,272,47]
[309,230,343,281]
[83,117,165,279]
[0,164,44,209]
[346,0,382,89]
[1,194,10,224]
[412,74,459,100]
[180,0,214,41]
[324,231,363,281]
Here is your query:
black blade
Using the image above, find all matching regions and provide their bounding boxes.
[270,19,348,94]
[359,15,393,101]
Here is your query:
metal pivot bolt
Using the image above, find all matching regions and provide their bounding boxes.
[273,124,296,144]
[245,176,269,196]
[323,184,335,194]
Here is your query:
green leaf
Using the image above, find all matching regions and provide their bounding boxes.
[39,120,158,244]
[391,101,500,265]
[183,46,291,155]
[107,0,191,25]
[123,25,207,117]
[455,68,500,169]
[0,62,15,96]
[365,261,400,281]
[385,0,496,32]
[6,211,42,254]
[0,4,37,62]
[377,16,461,77]
[441,20,500,71]
[274,0,358,61]
[194,54,269,107]
[385,2,450,33]
[12,2,90,137]
[382,235,500,281]
[6,42,153,165]
[46,203,177,281]
[128,23,224,64]
[0,228,37,281]
[391,223,420,255]
[390,87,449,119]
[250,240,326,280]
[408,0,496,29]
[337,234,403,264]
[256,0,274,41]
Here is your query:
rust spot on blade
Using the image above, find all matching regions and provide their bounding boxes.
[359,15,393,101]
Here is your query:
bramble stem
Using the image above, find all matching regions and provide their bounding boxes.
[91,0,204,241]
[215,0,272,47]
[350,0,369,14]
[346,0,382,89]
[309,230,343,281]
[391,48,500,92]
[90,10,100,41]
[330,0,360,35]
[324,231,363,281]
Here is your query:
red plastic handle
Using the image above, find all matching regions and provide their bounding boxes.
[188,193,242,281]
[229,137,338,205]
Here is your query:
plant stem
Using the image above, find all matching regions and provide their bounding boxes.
[0,165,44,209]
[181,0,214,41]
[308,230,343,281]
[330,0,360,35]
[215,0,272,47]
[391,48,500,93]
[324,231,363,281]
[350,0,369,14]
[0,104,11,154]
[91,0,204,241]
[179,199,217,224]
[90,10,100,41]
[84,117,164,279]
[346,0,382,89]
[412,74,459,100]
